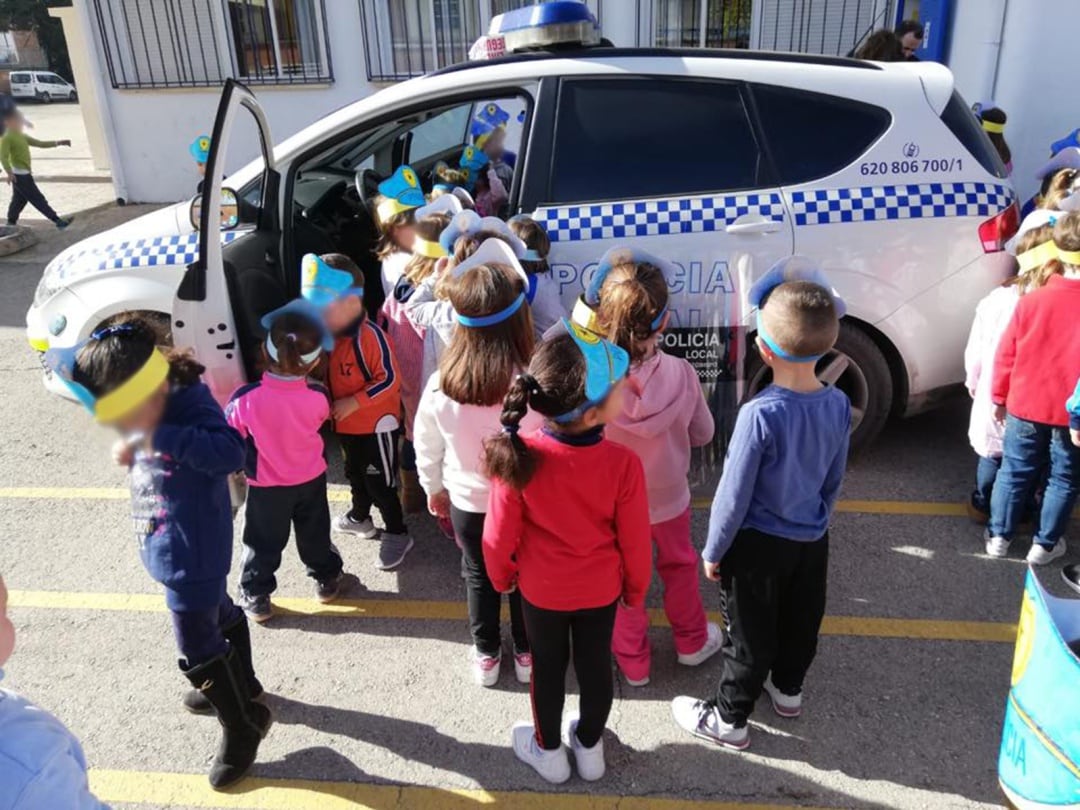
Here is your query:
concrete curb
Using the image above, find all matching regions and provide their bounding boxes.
[0,225,39,257]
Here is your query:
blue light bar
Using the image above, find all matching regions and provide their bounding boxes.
[493,1,596,33]
[488,1,600,53]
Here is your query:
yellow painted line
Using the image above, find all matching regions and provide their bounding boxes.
[9,589,1016,643]
[89,769,837,810]
[1,486,974,516]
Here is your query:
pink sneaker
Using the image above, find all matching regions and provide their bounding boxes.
[472,648,501,687]
[513,650,533,683]
[437,515,458,544]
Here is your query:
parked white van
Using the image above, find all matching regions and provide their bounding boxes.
[9,71,77,102]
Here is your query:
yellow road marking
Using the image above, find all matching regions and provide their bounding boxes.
[0,486,974,516]
[9,589,1016,643]
[88,769,837,810]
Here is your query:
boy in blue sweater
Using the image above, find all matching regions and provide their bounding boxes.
[49,318,270,790]
[672,259,850,750]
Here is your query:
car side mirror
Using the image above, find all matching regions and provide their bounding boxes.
[189,187,240,231]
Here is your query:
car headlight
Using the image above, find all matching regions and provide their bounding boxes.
[33,269,63,306]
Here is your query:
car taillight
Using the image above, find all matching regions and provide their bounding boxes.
[979,202,1019,253]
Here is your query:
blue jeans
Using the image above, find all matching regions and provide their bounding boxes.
[972,455,1000,513]
[989,416,1080,547]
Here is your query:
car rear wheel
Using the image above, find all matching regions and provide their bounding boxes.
[68,91,77,102]
[744,321,893,452]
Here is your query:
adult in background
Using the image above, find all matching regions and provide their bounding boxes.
[896,19,924,60]
[853,29,903,62]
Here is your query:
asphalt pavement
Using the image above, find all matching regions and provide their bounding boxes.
[0,216,1061,808]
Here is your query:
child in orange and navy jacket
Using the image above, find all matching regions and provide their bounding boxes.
[302,252,413,571]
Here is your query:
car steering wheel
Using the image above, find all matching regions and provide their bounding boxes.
[355,169,383,210]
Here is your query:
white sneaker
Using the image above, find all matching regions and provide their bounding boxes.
[762,675,802,718]
[677,622,723,666]
[671,696,749,750]
[472,649,501,687]
[335,512,379,539]
[984,529,1011,558]
[1027,540,1067,566]
[562,713,605,781]
[511,722,571,784]
[625,675,650,687]
[513,650,532,684]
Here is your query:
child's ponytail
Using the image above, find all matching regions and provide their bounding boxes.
[1044,169,1080,210]
[483,373,537,489]
[595,261,669,363]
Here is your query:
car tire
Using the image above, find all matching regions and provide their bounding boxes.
[42,91,52,104]
[744,321,893,452]
[68,91,77,102]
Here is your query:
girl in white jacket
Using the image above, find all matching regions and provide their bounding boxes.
[413,240,542,686]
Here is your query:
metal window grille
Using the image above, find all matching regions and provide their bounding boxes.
[90,0,332,89]
[754,0,896,56]
[645,0,752,49]
[360,0,484,82]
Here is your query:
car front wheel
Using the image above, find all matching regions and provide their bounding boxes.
[744,320,893,452]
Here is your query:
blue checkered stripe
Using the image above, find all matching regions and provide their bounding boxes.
[54,230,246,282]
[534,193,785,242]
[791,182,1014,227]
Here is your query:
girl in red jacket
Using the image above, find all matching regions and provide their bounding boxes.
[482,321,652,785]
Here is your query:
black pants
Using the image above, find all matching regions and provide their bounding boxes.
[521,596,617,751]
[239,474,343,596]
[170,591,242,666]
[451,505,528,657]
[7,173,59,224]
[339,431,405,535]
[712,529,829,727]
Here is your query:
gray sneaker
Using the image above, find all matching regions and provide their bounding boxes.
[378,533,414,570]
[335,512,379,539]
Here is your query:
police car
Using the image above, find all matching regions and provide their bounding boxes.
[27,1,1017,455]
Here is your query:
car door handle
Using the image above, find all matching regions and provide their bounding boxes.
[725,217,784,235]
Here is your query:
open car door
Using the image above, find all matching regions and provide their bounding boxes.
[173,79,280,404]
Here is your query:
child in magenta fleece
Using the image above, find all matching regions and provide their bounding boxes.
[595,249,721,686]
[226,302,344,622]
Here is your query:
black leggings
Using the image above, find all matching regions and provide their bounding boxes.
[451,505,528,657]
[521,596,617,751]
[8,173,60,225]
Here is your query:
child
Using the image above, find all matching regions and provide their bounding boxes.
[987,212,1080,564]
[226,301,344,622]
[964,211,1060,524]
[592,248,721,686]
[508,215,566,338]
[483,320,651,784]
[414,240,542,686]
[190,133,210,192]
[380,197,459,514]
[1,109,71,228]
[47,319,270,789]
[672,259,850,751]
[974,103,1012,174]
[0,574,108,808]
[303,253,413,571]
[374,165,425,298]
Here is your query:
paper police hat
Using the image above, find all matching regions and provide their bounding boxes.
[452,187,475,209]
[189,134,211,165]
[439,210,527,257]
[260,298,334,355]
[1050,128,1080,158]
[450,240,529,329]
[300,253,363,309]
[376,165,426,223]
[1006,210,1058,255]
[476,102,510,129]
[459,144,490,173]
[547,318,630,424]
[416,195,463,219]
[44,325,169,423]
[1036,147,1080,181]
[750,256,846,364]
[585,246,679,318]
[434,160,471,189]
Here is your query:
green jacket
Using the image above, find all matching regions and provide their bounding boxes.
[0,132,59,173]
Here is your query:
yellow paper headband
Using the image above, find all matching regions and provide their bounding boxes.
[377,197,418,225]
[1017,240,1059,273]
[94,349,169,423]
[1056,248,1080,265]
[982,120,1005,135]
[571,296,601,335]
[413,236,447,259]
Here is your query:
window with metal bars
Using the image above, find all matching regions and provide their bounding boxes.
[755,0,896,56]
[359,0,483,82]
[644,0,752,48]
[90,0,332,89]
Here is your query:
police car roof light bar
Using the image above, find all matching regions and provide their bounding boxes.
[478,2,599,59]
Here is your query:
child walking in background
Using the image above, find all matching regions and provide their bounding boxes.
[974,102,1012,174]
[47,319,270,789]
[303,253,413,571]
[593,248,720,687]
[964,211,1060,524]
[374,165,425,299]
[414,240,541,686]
[1,108,72,228]
[226,302,344,623]
[987,213,1080,564]
[508,215,566,338]
[483,321,651,784]
[673,259,850,751]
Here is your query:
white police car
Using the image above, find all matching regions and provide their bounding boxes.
[27,1,1017,458]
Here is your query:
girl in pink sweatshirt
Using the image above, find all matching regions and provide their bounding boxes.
[595,248,721,686]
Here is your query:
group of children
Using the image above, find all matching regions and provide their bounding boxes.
[27,104,853,798]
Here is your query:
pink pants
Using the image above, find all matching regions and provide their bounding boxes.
[612,508,708,682]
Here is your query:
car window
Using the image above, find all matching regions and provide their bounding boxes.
[940,91,1007,179]
[752,84,891,185]
[550,78,764,203]
[10,74,28,84]
[408,105,471,163]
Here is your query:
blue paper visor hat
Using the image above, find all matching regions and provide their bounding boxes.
[749,256,846,364]
[438,209,528,257]
[586,246,679,331]
[450,239,529,328]
[260,298,334,364]
[189,134,211,164]
[300,253,364,309]
[548,318,630,424]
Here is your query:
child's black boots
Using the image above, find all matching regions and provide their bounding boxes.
[182,615,264,714]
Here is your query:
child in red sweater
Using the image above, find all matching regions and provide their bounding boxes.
[482,321,652,785]
[988,212,1080,564]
